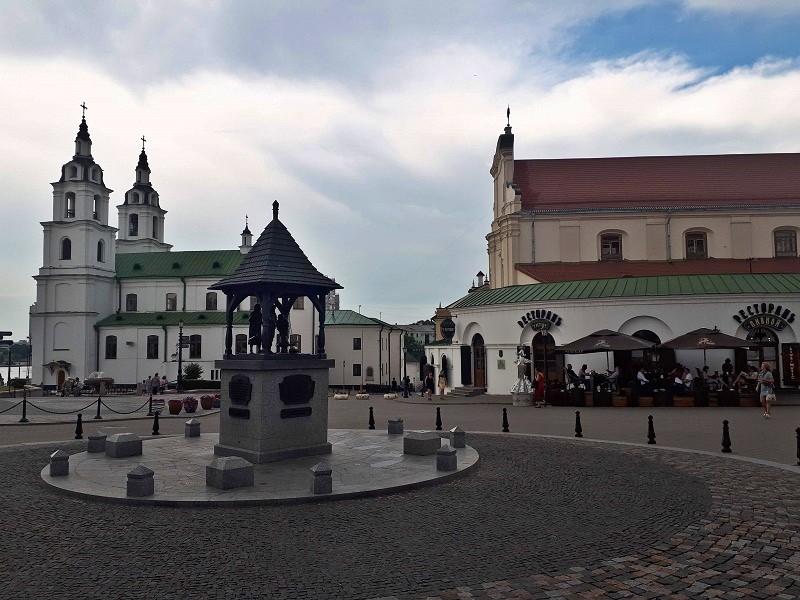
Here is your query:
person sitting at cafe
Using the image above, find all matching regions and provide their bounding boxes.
[636,367,652,394]
[707,370,722,391]
[565,364,580,386]
[606,366,621,390]
[682,367,694,391]
[577,364,592,389]
[672,373,689,396]
[733,365,758,392]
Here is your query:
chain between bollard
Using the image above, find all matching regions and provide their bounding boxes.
[0,399,24,415]
[99,398,150,415]
[574,411,583,438]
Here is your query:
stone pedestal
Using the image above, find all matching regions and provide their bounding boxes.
[105,433,142,458]
[87,433,107,453]
[206,456,254,490]
[214,357,334,463]
[387,418,404,435]
[185,418,201,438]
[449,426,466,448]
[310,461,332,494]
[127,465,155,497]
[403,431,442,455]
[49,450,69,477]
[512,392,534,407]
[437,444,457,471]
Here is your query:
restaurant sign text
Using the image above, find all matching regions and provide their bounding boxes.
[518,309,562,330]
[732,302,795,332]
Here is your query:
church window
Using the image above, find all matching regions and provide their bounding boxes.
[126,294,138,312]
[64,193,75,218]
[165,293,177,311]
[205,292,218,311]
[152,217,158,239]
[353,364,361,377]
[97,240,105,263]
[290,334,301,353]
[685,232,707,259]
[60,238,72,260]
[189,334,202,359]
[293,297,304,310]
[129,214,139,236]
[68,165,78,179]
[235,334,247,354]
[600,234,622,261]
[150,193,158,206]
[775,230,797,257]
[146,335,159,360]
[131,192,140,204]
[90,168,98,182]
[353,337,361,350]
[105,335,117,359]
[93,195,100,219]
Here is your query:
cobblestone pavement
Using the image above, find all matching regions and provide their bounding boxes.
[1,435,799,598]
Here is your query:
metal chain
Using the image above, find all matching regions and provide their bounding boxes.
[99,398,150,415]
[25,399,99,415]
[0,400,24,414]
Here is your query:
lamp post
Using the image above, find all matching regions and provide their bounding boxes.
[177,320,184,392]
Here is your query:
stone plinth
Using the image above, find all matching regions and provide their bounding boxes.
[403,431,442,456]
[437,444,457,471]
[49,450,69,477]
[512,392,534,407]
[310,461,332,494]
[185,418,201,438]
[126,465,154,497]
[206,456,254,490]
[105,433,142,458]
[449,426,466,448]
[87,433,107,453]
[387,418,404,435]
[213,357,334,463]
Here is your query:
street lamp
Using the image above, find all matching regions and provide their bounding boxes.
[177,320,184,392]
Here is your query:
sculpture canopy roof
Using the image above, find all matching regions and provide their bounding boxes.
[210,201,341,296]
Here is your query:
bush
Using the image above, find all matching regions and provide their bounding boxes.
[181,379,220,390]
[9,378,28,389]
[183,363,203,380]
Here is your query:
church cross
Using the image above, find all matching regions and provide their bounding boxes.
[141,135,146,151]
[80,102,88,118]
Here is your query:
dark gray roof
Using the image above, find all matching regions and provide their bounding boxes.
[210,201,341,294]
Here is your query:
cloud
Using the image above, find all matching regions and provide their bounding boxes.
[682,0,800,16]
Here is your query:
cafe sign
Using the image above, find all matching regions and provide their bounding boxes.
[440,318,456,341]
[732,303,795,332]
[518,309,562,330]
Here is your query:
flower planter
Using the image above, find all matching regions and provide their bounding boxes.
[624,387,639,407]
[717,389,739,407]
[200,395,214,410]
[568,388,586,407]
[182,397,198,413]
[167,400,183,415]
[612,396,628,407]
[673,396,694,408]
[637,397,654,407]
[653,390,673,407]
[693,386,709,407]
[547,388,567,406]
[592,390,613,407]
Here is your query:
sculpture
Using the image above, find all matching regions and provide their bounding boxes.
[510,348,533,394]
[248,303,263,353]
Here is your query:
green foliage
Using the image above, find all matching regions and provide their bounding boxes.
[183,363,204,380]
[9,378,27,389]
[404,334,424,359]
[0,342,31,365]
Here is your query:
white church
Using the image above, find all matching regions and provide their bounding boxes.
[29,113,404,390]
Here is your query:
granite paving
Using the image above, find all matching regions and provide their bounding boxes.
[1,435,799,599]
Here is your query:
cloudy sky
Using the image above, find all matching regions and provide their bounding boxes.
[2,0,800,340]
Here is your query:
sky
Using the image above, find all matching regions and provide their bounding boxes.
[2,0,800,340]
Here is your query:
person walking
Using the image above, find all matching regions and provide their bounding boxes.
[757,361,775,419]
[437,370,447,400]
[424,372,434,401]
[533,367,546,407]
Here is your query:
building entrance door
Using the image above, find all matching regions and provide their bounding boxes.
[460,345,472,385]
[532,332,557,383]
[57,370,65,390]
[472,334,486,388]
[747,327,780,387]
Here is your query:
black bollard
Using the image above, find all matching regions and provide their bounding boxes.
[19,393,28,423]
[93,396,103,420]
[152,411,160,436]
[721,419,732,453]
[436,407,442,431]
[147,394,154,416]
[796,427,800,466]
[502,407,509,432]
[368,406,375,430]
[647,415,656,445]
[74,413,83,440]
[575,410,583,438]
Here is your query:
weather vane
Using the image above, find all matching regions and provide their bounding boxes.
[81,102,88,118]
[507,105,510,127]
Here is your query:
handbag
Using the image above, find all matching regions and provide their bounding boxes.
[766,393,776,403]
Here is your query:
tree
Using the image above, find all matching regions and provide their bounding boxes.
[184,363,203,380]
[404,334,424,360]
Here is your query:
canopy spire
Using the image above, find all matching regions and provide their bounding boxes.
[506,105,510,127]
[272,200,279,220]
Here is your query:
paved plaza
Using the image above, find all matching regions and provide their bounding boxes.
[2,397,800,598]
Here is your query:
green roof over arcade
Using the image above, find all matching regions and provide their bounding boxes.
[115,250,243,279]
[449,273,800,309]
[96,310,252,328]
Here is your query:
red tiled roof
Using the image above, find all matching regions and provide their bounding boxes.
[516,258,800,283]
[513,154,800,211]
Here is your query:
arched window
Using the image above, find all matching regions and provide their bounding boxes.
[90,167,99,182]
[96,240,105,263]
[600,233,622,261]
[152,216,158,239]
[774,230,797,257]
[685,231,707,259]
[68,165,78,179]
[129,214,139,236]
[235,334,247,354]
[64,192,75,218]
[632,330,661,344]
[150,193,158,206]
[125,294,137,312]
[165,293,177,311]
[93,195,100,219]
[105,335,117,359]
[146,335,159,360]
[53,322,70,350]
[60,238,72,260]
[131,192,140,204]
[189,334,202,359]
[206,292,218,311]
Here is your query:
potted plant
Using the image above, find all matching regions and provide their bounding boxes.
[592,382,612,407]
[652,385,673,407]
[213,393,221,408]
[182,396,198,413]
[167,398,183,415]
[200,394,215,410]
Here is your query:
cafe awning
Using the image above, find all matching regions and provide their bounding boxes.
[660,327,753,350]
[557,329,654,354]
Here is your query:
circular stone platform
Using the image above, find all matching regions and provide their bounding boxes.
[41,429,479,505]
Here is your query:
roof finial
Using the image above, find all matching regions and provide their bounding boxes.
[272,200,279,220]
[506,105,510,127]
[141,135,146,151]
[81,102,88,119]
[245,213,248,228]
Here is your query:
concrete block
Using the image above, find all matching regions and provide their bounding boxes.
[87,433,107,453]
[387,418,404,435]
[206,456,254,490]
[105,433,142,458]
[49,449,69,477]
[185,418,201,438]
[126,464,154,497]
[449,425,466,449]
[310,461,332,494]
[403,431,441,456]
[437,444,457,471]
